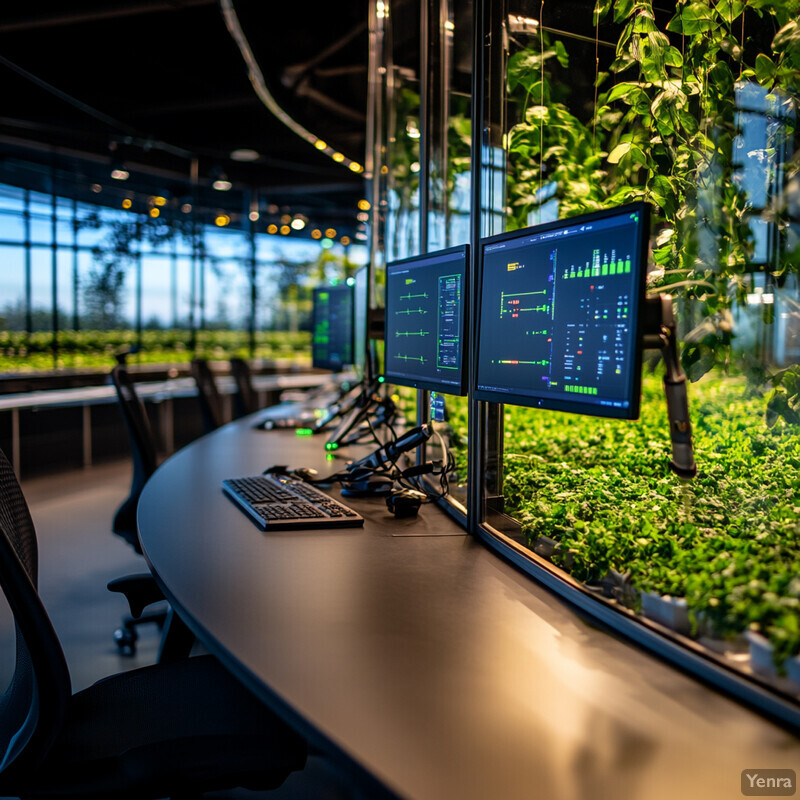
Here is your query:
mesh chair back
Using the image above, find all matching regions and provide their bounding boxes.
[0,447,70,775]
[229,357,258,418]
[191,358,224,432]
[110,365,158,553]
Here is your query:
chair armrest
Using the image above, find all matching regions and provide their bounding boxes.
[107,573,165,618]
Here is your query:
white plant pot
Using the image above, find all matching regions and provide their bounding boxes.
[745,631,776,678]
[784,655,800,690]
[640,592,691,635]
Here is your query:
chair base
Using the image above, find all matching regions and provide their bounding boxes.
[113,606,168,656]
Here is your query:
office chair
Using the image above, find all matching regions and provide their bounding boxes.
[191,357,224,433]
[0,445,308,799]
[110,365,189,658]
[230,356,259,418]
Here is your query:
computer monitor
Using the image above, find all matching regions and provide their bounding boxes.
[311,283,354,372]
[383,244,469,396]
[474,202,649,419]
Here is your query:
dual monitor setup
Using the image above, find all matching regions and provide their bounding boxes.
[224,202,695,530]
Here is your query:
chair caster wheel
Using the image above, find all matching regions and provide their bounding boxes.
[114,626,137,655]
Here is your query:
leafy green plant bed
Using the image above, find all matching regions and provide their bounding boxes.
[0,329,312,373]
[480,371,800,676]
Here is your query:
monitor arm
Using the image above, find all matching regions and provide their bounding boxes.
[642,295,697,480]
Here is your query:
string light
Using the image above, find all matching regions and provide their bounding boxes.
[122,198,132,210]
[280,225,290,235]
[149,207,160,218]
[215,214,231,227]
[325,228,336,238]
[267,223,278,234]
[311,229,322,239]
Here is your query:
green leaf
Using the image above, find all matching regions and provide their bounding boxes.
[607,142,633,163]
[606,82,641,103]
[613,0,634,24]
[716,0,745,24]
[554,40,570,69]
[755,53,777,85]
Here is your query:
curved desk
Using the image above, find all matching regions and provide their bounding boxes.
[138,416,800,800]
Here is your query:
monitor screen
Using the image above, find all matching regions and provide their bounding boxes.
[474,202,649,419]
[383,244,469,396]
[311,283,354,372]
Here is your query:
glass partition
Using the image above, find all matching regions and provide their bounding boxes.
[470,0,800,717]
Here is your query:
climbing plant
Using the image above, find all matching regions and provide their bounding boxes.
[506,0,800,421]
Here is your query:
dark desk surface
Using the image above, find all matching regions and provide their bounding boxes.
[138,415,800,800]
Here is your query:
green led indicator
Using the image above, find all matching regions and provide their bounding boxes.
[325,442,339,451]
[378,375,385,383]
[296,428,313,436]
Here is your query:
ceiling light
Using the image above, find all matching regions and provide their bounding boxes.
[111,168,130,181]
[230,148,260,162]
[331,152,345,163]
[249,211,260,221]
[213,178,232,191]
[215,214,231,227]
[290,218,306,230]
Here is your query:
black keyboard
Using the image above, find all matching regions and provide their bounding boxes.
[222,473,364,530]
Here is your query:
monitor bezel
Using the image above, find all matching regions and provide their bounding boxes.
[473,202,649,420]
[311,282,355,372]
[383,243,470,397]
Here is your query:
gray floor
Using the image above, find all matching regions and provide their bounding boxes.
[9,460,358,800]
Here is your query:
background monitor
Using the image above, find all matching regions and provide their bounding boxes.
[474,202,649,419]
[384,244,469,396]
[311,283,354,372]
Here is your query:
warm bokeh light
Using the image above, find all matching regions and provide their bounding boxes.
[267,224,278,234]
[154,196,167,207]
[290,218,306,230]
[280,225,291,235]
[91,184,102,193]
[315,140,327,150]
[311,229,322,239]
[122,198,132,210]
[357,212,369,222]
[212,179,232,191]
[111,169,129,181]
[349,162,363,172]
[281,214,291,224]
[215,214,230,227]
[357,199,371,210]
[149,208,160,218]
[181,203,192,213]
[249,211,260,221]
[340,236,351,246]
[331,152,345,163]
